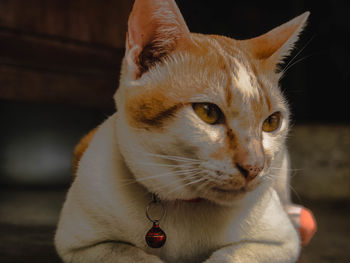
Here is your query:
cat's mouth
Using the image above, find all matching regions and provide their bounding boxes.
[203,179,260,201]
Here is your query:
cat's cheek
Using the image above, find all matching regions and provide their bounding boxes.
[168,107,226,157]
[261,135,275,164]
[262,134,274,152]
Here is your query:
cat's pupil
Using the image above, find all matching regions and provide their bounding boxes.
[204,105,213,116]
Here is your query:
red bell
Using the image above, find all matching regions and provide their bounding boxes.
[145,222,166,248]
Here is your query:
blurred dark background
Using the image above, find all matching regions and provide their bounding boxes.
[0,0,349,262]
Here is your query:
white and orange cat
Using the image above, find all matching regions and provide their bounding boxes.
[55,0,312,262]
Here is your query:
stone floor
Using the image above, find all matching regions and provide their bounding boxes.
[0,189,349,263]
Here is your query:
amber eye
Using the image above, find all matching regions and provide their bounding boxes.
[193,103,223,125]
[262,112,282,132]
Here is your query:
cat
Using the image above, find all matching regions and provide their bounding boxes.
[55,0,312,262]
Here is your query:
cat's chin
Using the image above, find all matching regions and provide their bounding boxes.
[143,179,260,206]
[203,188,247,206]
[199,182,261,206]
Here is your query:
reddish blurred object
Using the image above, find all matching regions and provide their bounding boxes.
[299,207,317,247]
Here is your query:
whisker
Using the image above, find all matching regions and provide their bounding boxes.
[268,167,303,172]
[260,174,275,184]
[289,169,300,178]
[135,169,201,182]
[166,176,206,195]
[116,172,203,203]
[148,154,201,163]
[129,149,201,163]
[280,35,315,78]
[262,172,302,202]
[118,168,201,187]
[199,178,220,200]
[133,161,196,169]
[196,179,211,194]
[148,171,203,193]
[289,184,302,202]
[282,55,313,77]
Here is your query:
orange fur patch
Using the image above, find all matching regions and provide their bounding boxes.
[126,90,183,129]
[72,128,98,177]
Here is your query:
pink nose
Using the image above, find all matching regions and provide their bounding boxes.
[236,163,264,181]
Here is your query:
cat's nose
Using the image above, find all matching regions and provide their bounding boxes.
[234,138,265,181]
[236,162,264,181]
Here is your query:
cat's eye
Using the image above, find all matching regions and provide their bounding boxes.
[262,112,282,132]
[192,103,223,125]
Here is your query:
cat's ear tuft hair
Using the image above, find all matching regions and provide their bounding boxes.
[242,12,310,71]
[125,0,192,79]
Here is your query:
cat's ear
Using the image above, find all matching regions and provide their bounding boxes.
[242,12,310,71]
[125,0,192,79]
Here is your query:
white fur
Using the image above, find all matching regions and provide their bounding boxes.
[232,58,259,99]
[55,114,300,263]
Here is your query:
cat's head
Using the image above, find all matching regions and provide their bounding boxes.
[115,0,309,206]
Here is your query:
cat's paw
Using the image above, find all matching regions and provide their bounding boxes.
[204,250,238,263]
[142,254,164,263]
[204,256,234,263]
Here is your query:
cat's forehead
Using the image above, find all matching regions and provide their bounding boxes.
[124,34,282,129]
[180,35,274,111]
